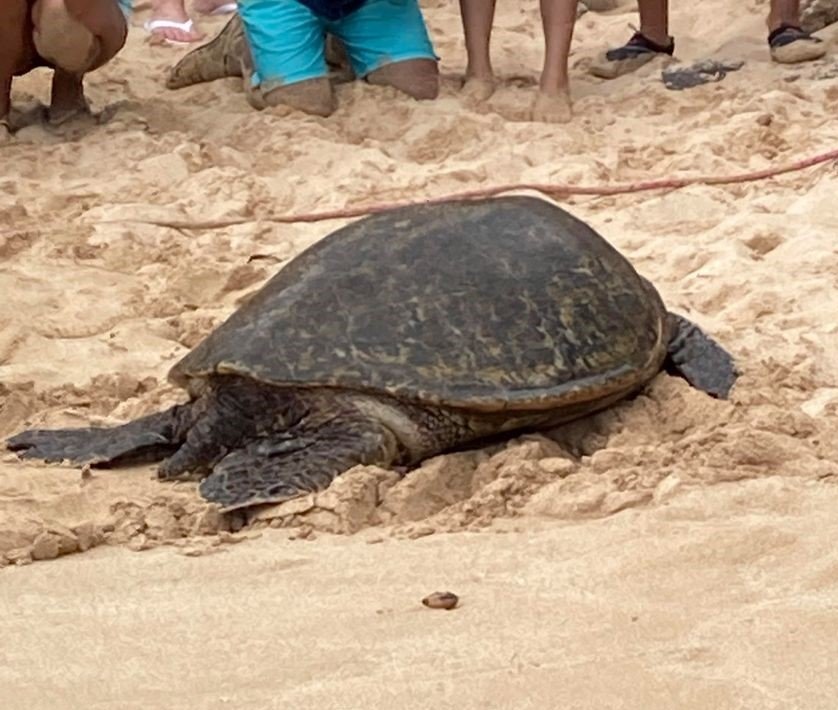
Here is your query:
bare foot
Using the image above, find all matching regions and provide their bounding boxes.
[461,75,495,102]
[531,90,572,123]
[147,0,205,43]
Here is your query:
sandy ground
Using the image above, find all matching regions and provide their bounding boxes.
[2,0,838,707]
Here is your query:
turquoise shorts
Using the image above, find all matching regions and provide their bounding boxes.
[238,0,437,89]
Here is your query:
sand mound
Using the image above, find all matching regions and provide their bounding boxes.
[4,365,837,566]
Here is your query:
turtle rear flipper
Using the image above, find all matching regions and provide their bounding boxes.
[199,410,398,512]
[166,15,248,90]
[6,404,192,467]
[665,313,738,399]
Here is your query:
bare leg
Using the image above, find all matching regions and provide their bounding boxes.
[49,68,88,123]
[768,0,800,30]
[34,0,127,71]
[32,0,98,73]
[366,58,439,101]
[638,0,670,46]
[32,0,127,121]
[0,70,11,133]
[0,0,32,127]
[458,0,497,100]
[261,77,336,117]
[532,0,576,123]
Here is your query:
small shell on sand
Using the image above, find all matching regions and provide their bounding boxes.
[422,591,460,610]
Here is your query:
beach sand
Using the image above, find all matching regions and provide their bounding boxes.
[1,1,838,707]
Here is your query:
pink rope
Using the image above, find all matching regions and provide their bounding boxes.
[113,147,838,230]
[262,147,838,224]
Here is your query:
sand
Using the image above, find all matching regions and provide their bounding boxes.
[1,0,838,707]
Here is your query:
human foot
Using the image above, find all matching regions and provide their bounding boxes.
[146,0,205,43]
[589,31,674,79]
[166,14,247,89]
[531,90,572,123]
[769,25,826,64]
[461,75,495,101]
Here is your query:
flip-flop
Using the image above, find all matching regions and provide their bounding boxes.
[144,18,203,46]
[207,2,238,15]
[662,59,745,91]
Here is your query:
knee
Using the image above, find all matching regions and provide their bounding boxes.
[368,58,440,101]
[32,0,96,73]
[32,0,126,73]
[262,78,336,117]
[405,65,440,101]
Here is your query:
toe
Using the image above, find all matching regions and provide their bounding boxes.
[461,76,495,102]
[531,91,573,123]
[154,28,205,44]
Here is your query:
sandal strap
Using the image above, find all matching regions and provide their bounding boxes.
[144,19,195,32]
[605,31,675,62]
[768,24,822,48]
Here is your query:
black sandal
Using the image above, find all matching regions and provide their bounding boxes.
[605,31,675,62]
[590,31,675,79]
[768,24,821,48]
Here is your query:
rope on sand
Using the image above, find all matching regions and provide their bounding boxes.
[119,147,838,230]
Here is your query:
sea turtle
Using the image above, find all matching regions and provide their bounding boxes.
[7,196,738,512]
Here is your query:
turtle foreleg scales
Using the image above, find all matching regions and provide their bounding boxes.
[197,401,400,512]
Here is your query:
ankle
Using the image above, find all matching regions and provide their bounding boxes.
[639,26,671,48]
[465,56,493,80]
[767,17,799,34]
[539,72,568,95]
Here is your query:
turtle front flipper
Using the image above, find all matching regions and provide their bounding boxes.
[6,404,193,467]
[166,14,248,90]
[199,410,399,512]
[665,313,739,399]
